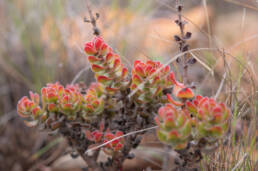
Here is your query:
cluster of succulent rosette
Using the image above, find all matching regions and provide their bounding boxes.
[17,36,231,156]
[85,121,124,155]
[155,93,231,149]
[84,36,129,94]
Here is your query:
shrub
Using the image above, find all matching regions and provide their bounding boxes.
[16,2,231,170]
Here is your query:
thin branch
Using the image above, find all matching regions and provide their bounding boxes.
[175,0,189,84]
[231,153,248,171]
[214,72,226,100]
[85,0,100,36]
[190,52,214,76]
[202,0,212,47]
[71,66,90,84]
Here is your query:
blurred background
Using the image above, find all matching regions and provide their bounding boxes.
[0,0,257,170]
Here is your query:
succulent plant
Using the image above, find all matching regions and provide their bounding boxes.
[17,91,48,127]
[16,33,232,170]
[155,103,192,149]
[59,84,82,119]
[41,82,64,113]
[41,83,82,120]
[17,91,43,120]
[186,95,231,142]
[103,131,124,155]
[85,121,105,143]
[82,83,105,119]
[84,36,128,94]
[130,60,175,103]
[85,121,124,155]
[166,80,195,107]
[172,83,195,99]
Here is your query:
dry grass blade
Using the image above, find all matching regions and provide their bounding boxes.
[214,72,227,100]
[225,0,258,11]
[71,66,90,84]
[190,52,214,76]
[85,126,158,155]
[202,0,212,47]
[240,8,246,31]
[231,153,248,171]
[228,34,258,51]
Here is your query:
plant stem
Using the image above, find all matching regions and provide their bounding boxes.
[85,0,100,36]
[59,123,102,171]
[176,0,189,84]
[162,145,170,171]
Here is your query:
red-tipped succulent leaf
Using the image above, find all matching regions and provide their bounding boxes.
[155,104,192,149]
[130,59,175,103]
[186,95,231,141]
[84,37,128,94]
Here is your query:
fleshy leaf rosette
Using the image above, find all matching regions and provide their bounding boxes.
[59,84,82,119]
[155,104,192,149]
[84,36,128,94]
[41,83,82,120]
[186,95,230,142]
[166,80,195,107]
[130,60,174,103]
[17,91,43,120]
[103,131,124,155]
[82,83,105,119]
[85,121,105,143]
[41,82,64,113]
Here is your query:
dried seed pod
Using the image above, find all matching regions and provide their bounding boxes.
[187,58,197,64]
[185,32,192,39]
[174,35,181,42]
[182,44,189,52]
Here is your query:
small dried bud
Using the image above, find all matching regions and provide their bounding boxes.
[177,5,183,12]
[174,35,181,42]
[96,13,100,19]
[176,57,181,63]
[185,32,192,39]
[182,44,189,52]
[187,58,197,64]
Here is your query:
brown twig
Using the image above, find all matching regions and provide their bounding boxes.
[59,122,102,171]
[174,0,194,84]
[85,0,100,36]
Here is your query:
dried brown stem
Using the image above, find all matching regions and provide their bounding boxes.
[85,0,100,36]
[59,123,102,171]
[79,150,102,171]
[162,145,171,171]
[175,0,190,84]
